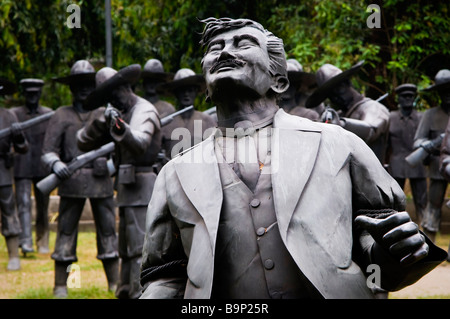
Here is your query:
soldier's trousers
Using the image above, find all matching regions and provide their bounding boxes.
[395,177,428,224]
[51,196,118,262]
[15,178,50,249]
[0,185,22,238]
[421,178,448,233]
[116,205,147,299]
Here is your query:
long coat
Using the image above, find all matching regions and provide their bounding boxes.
[141,109,445,299]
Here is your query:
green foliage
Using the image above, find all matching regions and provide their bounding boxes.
[0,0,449,110]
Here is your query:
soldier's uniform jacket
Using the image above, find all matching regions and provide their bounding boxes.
[41,106,114,198]
[0,108,28,186]
[414,106,449,180]
[77,96,161,207]
[11,105,53,179]
[343,97,390,163]
[387,109,426,178]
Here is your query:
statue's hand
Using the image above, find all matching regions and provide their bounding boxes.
[10,122,25,144]
[355,212,429,267]
[52,161,71,180]
[320,107,341,125]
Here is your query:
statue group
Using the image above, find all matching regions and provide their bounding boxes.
[1,17,449,300]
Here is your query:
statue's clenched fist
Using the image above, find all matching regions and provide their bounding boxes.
[355,211,429,267]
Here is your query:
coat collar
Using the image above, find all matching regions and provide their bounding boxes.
[173,108,322,246]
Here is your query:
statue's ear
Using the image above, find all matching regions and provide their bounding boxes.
[271,75,289,94]
[204,88,211,103]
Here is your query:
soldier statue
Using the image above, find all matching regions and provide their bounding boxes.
[42,60,119,298]
[141,58,176,118]
[11,78,53,254]
[157,68,216,159]
[77,64,161,299]
[414,69,450,242]
[386,83,427,225]
[305,61,390,163]
[279,59,319,121]
[0,78,28,270]
[139,17,446,299]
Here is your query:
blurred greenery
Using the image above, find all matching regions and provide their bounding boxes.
[0,0,449,111]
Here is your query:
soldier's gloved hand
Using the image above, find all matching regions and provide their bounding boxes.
[104,106,125,135]
[52,161,71,180]
[421,135,443,153]
[355,211,429,267]
[10,122,25,144]
[320,107,341,125]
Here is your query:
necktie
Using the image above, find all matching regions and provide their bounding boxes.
[236,132,260,192]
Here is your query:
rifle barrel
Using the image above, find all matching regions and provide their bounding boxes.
[0,111,54,139]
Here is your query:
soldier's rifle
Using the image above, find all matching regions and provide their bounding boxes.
[36,105,194,195]
[0,111,54,140]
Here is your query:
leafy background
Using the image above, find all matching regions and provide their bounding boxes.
[1,0,449,111]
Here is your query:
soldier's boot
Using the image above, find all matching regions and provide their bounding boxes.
[6,236,20,271]
[18,209,34,255]
[102,258,119,292]
[53,261,70,298]
[36,230,50,254]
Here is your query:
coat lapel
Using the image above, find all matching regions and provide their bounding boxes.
[173,131,223,252]
[272,109,322,242]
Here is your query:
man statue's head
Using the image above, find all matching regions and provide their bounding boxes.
[200,17,289,105]
[20,78,44,110]
[395,84,417,115]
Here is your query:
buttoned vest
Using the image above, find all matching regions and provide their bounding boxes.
[211,142,320,299]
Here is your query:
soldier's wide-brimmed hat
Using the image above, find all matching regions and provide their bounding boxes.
[53,60,96,85]
[0,78,17,95]
[305,60,365,108]
[157,68,205,96]
[395,83,417,95]
[20,78,45,92]
[286,59,316,92]
[141,59,174,82]
[84,64,142,110]
[423,69,450,92]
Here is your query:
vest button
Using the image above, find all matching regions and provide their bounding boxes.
[250,198,260,208]
[256,227,266,236]
[264,259,274,270]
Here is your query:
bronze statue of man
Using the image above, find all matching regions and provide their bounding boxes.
[157,68,216,159]
[415,69,450,242]
[139,17,446,299]
[77,64,162,299]
[11,78,53,254]
[42,60,119,298]
[386,83,427,225]
[0,78,28,270]
[279,59,319,121]
[305,61,390,163]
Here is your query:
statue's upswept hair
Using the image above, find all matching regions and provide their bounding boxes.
[200,17,287,79]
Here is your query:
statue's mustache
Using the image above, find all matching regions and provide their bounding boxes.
[210,59,245,73]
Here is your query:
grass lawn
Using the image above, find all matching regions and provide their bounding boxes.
[0,231,116,299]
[1,230,450,299]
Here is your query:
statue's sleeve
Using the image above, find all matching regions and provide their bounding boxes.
[41,110,64,170]
[140,164,187,299]
[349,131,446,291]
[439,119,450,179]
[112,105,160,156]
[413,110,431,149]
